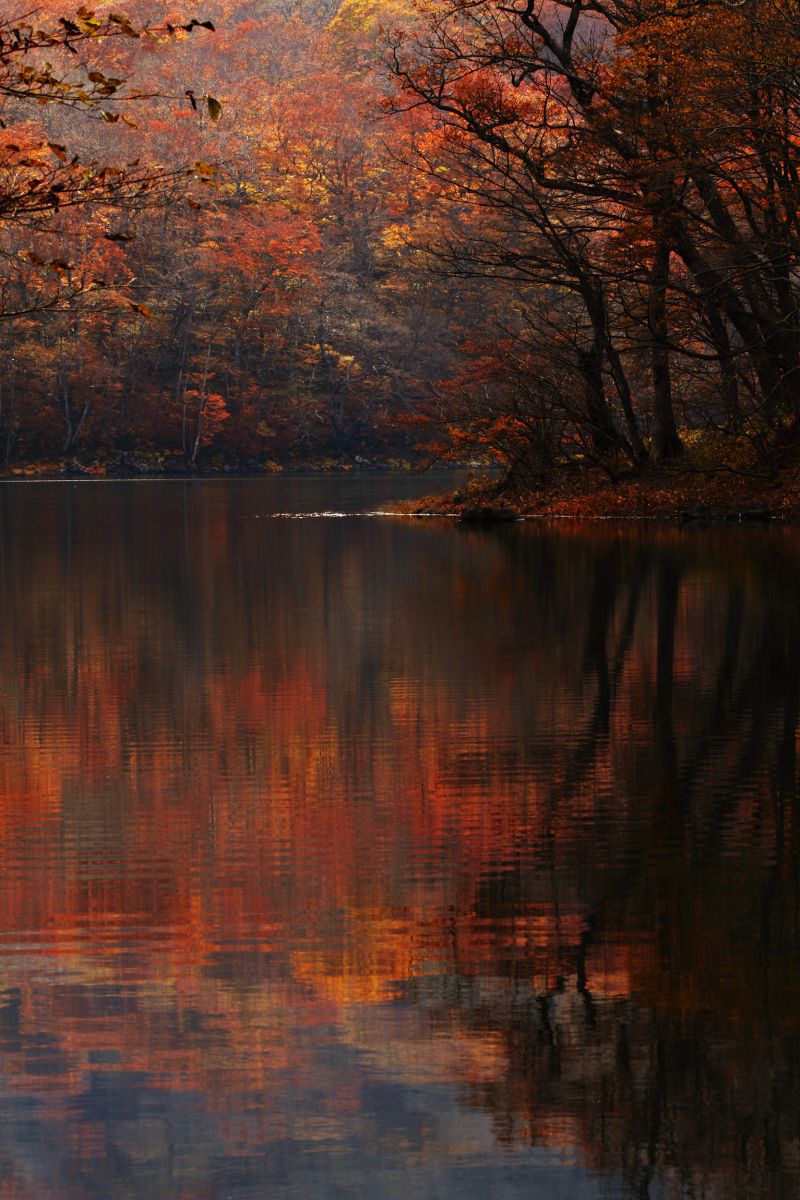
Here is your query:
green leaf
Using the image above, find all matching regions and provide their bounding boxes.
[206,96,222,123]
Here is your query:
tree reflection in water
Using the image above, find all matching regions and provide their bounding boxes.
[0,481,795,1198]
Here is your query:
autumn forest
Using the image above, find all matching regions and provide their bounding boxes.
[1,0,799,485]
[4,7,800,1196]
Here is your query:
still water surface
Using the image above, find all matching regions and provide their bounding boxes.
[0,476,797,1198]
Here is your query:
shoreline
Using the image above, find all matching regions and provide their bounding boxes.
[2,459,799,525]
[0,457,468,482]
[390,464,800,524]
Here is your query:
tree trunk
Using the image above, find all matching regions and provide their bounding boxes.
[673,222,791,420]
[648,239,682,463]
[581,277,646,461]
[704,303,741,422]
[578,345,620,458]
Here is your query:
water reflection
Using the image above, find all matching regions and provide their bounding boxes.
[0,480,797,1197]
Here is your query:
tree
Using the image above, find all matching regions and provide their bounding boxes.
[0,6,216,316]
[385,0,800,474]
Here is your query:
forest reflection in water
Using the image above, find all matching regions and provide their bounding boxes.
[0,479,797,1198]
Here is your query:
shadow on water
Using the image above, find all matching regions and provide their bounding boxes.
[0,480,796,1197]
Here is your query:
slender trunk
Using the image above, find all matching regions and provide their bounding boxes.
[704,304,741,423]
[673,223,790,418]
[578,345,619,458]
[771,263,800,418]
[176,315,193,458]
[3,373,15,464]
[58,338,71,453]
[190,329,215,467]
[179,369,188,457]
[318,317,346,448]
[648,238,682,462]
[582,278,646,460]
[63,399,90,453]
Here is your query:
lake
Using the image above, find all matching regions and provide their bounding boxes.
[0,475,797,1199]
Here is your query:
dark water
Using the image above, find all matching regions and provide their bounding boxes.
[0,476,798,1199]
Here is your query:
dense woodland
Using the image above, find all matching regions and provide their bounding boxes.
[1,0,800,480]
